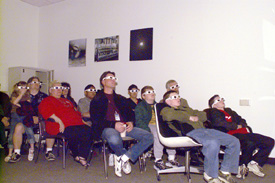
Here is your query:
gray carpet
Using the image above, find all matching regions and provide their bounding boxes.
[0,148,274,183]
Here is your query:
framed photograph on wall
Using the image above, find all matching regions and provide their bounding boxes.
[130,27,153,61]
[68,39,87,67]
[94,35,119,62]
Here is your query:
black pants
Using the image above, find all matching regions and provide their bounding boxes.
[62,125,92,159]
[233,133,274,167]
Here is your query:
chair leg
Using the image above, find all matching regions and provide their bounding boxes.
[103,141,108,179]
[35,136,42,163]
[185,150,191,183]
[62,138,66,169]
[85,141,94,170]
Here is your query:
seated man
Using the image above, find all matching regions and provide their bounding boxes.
[90,71,153,177]
[0,91,11,148]
[208,94,274,178]
[77,84,97,126]
[161,90,240,183]
[39,81,92,166]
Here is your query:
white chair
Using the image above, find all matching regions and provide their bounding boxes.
[154,103,203,182]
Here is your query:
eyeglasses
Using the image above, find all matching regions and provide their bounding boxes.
[212,98,225,107]
[85,89,96,92]
[18,86,29,89]
[63,87,70,90]
[30,81,41,85]
[103,76,118,81]
[143,90,155,95]
[169,84,180,90]
[129,89,139,93]
[51,86,64,90]
[167,95,181,100]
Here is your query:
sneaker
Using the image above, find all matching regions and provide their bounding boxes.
[114,154,122,177]
[236,164,248,179]
[122,160,131,174]
[9,153,21,163]
[154,160,166,170]
[165,159,182,168]
[203,172,223,183]
[28,149,35,161]
[109,153,114,166]
[45,151,56,161]
[4,155,12,163]
[247,161,265,177]
[218,171,237,183]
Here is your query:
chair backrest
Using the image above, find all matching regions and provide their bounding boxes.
[154,103,202,148]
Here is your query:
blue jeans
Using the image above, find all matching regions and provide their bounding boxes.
[8,112,35,149]
[187,128,240,178]
[102,127,153,162]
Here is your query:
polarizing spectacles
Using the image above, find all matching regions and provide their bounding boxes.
[169,84,180,90]
[103,76,118,81]
[129,89,139,93]
[63,87,70,90]
[18,86,29,89]
[167,95,181,100]
[85,89,96,92]
[51,86,64,90]
[212,98,225,107]
[30,81,41,85]
[143,90,155,95]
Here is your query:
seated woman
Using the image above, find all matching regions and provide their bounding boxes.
[61,82,77,108]
[39,81,92,166]
[127,84,142,111]
[208,94,274,179]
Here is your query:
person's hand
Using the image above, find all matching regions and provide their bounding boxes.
[126,122,134,132]
[82,120,92,127]
[237,125,242,129]
[1,117,10,127]
[19,88,27,95]
[115,122,126,133]
[33,116,39,124]
[58,121,65,133]
[189,116,199,122]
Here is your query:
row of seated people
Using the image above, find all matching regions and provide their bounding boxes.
[0,71,274,183]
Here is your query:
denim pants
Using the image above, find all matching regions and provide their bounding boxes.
[187,128,240,178]
[102,127,153,162]
[8,112,35,149]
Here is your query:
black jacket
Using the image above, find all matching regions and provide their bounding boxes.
[90,89,134,140]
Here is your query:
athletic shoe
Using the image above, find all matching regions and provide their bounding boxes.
[4,155,12,163]
[45,151,56,161]
[165,159,182,168]
[109,153,114,166]
[203,172,223,183]
[9,152,21,163]
[218,171,237,183]
[236,164,248,179]
[114,154,122,177]
[121,159,131,174]
[154,160,166,170]
[247,161,265,177]
[28,149,35,161]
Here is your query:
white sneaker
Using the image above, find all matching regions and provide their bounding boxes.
[236,164,248,179]
[109,153,114,166]
[28,149,34,161]
[247,161,265,177]
[122,159,131,175]
[203,172,222,183]
[114,154,122,177]
[4,155,12,163]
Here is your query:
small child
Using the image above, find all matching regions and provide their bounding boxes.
[135,86,181,170]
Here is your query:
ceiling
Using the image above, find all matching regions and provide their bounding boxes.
[20,0,65,7]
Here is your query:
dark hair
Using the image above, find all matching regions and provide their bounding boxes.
[61,82,72,96]
[99,71,116,88]
[12,81,28,96]
[162,90,178,104]
[141,86,154,95]
[27,76,40,84]
[208,94,219,108]
[84,84,95,91]
[128,84,139,91]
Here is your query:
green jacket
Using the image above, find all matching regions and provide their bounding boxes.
[160,98,207,133]
[135,99,156,132]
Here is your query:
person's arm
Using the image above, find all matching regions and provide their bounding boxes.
[49,114,65,133]
[135,103,150,132]
[210,109,238,131]
[160,106,191,123]
[227,108,247,128]
[77,98,90,118]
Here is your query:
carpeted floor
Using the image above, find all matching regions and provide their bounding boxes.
[0,148,274,183]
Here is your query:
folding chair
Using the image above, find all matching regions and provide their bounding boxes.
[154,103,203,182]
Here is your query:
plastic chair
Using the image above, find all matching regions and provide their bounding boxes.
[154,103,203,182]
[34,119,67,169]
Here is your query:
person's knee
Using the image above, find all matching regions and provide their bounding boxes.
[107,135,121,146]
[14,123,25,134]
[205,139,220,153]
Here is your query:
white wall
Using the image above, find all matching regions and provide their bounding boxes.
[0,0,39,90]
[1,0,275,157]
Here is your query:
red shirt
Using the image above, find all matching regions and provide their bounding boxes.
[38,96,84,135]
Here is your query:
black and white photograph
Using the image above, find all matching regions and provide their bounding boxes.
[68,39,87,67]
[94,35,119,62]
